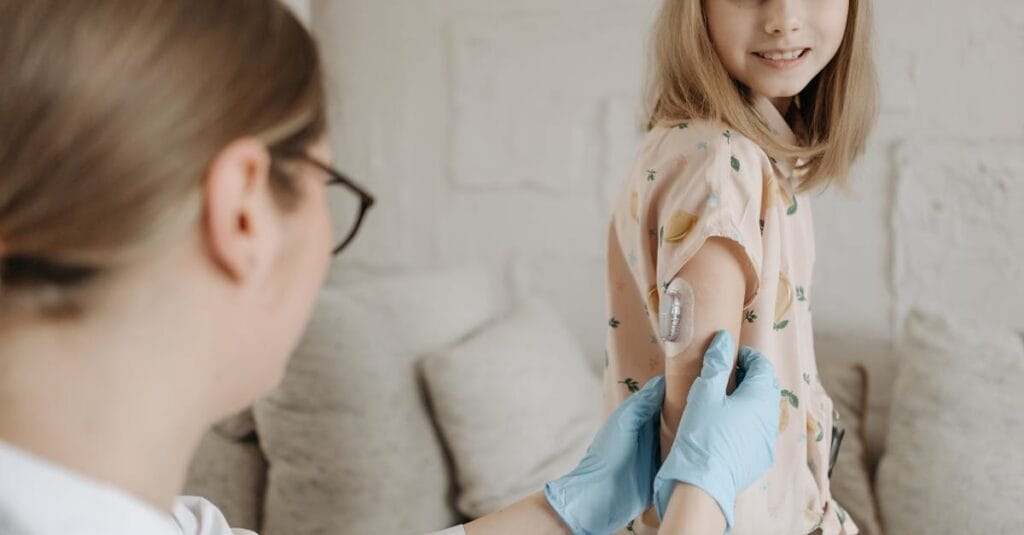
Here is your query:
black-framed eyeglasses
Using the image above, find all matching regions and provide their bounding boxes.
[272,152,375,256]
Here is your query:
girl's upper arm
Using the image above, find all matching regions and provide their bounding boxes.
[660,237,749,432]
[643,127,765,434]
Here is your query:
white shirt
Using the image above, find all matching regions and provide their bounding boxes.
[0,441,465,535]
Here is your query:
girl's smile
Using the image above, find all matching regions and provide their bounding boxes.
[706,0,849,110]
[751,47,811,69]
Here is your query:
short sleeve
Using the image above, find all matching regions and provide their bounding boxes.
[648,127,764,309]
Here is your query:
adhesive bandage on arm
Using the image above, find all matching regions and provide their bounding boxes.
[659,278,695,358]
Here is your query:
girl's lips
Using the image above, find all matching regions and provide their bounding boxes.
[752,48,811,69]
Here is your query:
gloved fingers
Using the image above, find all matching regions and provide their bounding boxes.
[697,330,735,395]
[684,373,713,409]
[652,471,674,521]
[737,345,768,373]
[612,375,666,432]
[732,353,781,437]
[634,411,661,502]
[732,348,779,400]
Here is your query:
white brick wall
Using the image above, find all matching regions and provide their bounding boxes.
[312,1,660,369]
[309,0,1024,382]
[811,0,1023,415]
[894,141,1024,331]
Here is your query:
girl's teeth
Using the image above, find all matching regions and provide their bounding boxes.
[759,50,803,61]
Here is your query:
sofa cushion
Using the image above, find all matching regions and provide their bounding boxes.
[253,266,502,535]
[876,310,1024,534]
[421,298,601,518]
[819,362,883,535]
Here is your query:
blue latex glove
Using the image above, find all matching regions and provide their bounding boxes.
[653,330,781,532]
[544,376,665,535]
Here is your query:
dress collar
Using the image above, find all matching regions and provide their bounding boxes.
[752,95,802,180]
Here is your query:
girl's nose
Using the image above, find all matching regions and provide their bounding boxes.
[763,0,804,35]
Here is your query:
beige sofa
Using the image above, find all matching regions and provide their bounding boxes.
[185,267,1024,535]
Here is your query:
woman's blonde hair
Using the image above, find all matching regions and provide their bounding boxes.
[0,0,326,317]
[646,0,878,192]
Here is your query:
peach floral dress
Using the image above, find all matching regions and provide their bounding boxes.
[603,97,857,535]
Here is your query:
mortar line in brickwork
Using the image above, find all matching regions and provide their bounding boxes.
[886,140,904,344]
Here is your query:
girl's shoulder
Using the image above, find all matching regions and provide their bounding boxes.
[644,118,768,164]
[640,118,770,176]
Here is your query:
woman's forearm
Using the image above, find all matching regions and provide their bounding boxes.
[659,483,726,535]
[463,491,571,535]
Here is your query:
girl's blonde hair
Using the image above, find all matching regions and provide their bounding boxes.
[0,0,326,317]
[646,0,878,192]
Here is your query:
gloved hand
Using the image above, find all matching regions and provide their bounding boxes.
[544,375,664,535]
[653,330,781,531]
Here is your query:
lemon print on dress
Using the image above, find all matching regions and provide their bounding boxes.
[779,389,799,432]
[763,173,792,210]
[630,191,640,222]
[774,273,794,330]
[647,285,660,317]
[664,210,699,242]
[806,413,824,442]
[763,174,779,208]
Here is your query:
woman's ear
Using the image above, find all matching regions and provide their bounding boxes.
[202,138,279,283]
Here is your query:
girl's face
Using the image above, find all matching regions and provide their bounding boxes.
[705,0,849,106]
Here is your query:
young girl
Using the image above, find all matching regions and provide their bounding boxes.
[604,1,877,534]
